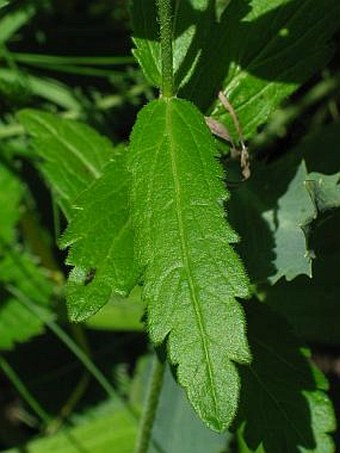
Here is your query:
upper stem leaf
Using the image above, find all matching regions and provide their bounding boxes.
[128,97,251,431]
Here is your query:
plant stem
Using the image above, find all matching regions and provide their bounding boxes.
[157,0,174,97]
[135,355,165,453]
[0,355,51,426]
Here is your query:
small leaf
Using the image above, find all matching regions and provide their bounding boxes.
[18,110,113,218]
[60,153,139,322]
[236,302,336,453]
[128,98,251,431]
[130,0,160,87]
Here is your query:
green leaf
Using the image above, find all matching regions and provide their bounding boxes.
[0,248,54,350]
[204,0,340,137]
[128,98,251,432]
[130,0,160,87]
[0,167,53,350]
[0,69,82,110]
[0,165,23,243]
[131,0,216,90]
[18,110,113,218]
[0,248,53,307]
[0,4,34,44]
[236,302,336,453]
[0,297,46,350]
[7,399,137,453]
[59,153,139,322]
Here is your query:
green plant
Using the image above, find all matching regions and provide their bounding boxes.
[1,0,340,452]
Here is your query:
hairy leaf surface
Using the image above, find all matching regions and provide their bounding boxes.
[236,303,336,453]
[18,110,113,218]
[128,98,251,431]
[60,153,138,321]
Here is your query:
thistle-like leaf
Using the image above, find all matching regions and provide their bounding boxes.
[128,98,251,431]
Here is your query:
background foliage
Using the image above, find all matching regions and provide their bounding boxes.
[0,0,340,452]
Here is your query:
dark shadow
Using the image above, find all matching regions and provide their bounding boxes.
[234,301,319,452]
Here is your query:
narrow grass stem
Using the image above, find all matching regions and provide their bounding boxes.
[0,355,51,426]
[6,285,117,399]
[135,356,165,453]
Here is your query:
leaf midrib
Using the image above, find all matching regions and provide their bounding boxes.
[166,100,218,414]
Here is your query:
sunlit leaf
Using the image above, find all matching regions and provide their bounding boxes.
[128,98,251,431]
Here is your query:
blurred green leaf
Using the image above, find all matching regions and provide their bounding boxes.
[18,110,113,218]
[84,286,144,331]
[0,4,34,44]
[7,399,137,453]
[0,165,23,243]
[0,248,53,306]
[0,297,47,350]
[0,166,53,350]
[0,69,82,110]
[236,302,336,453]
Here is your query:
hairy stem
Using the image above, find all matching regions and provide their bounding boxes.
[157,0,174,97]
[135,355,165,453]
